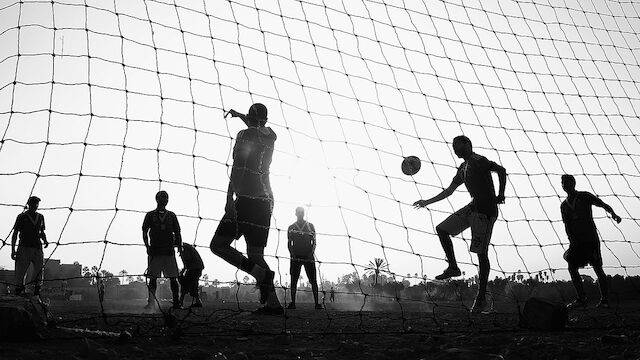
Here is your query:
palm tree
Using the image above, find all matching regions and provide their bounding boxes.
[118,270,128,285]
[202,274,209,286]
[364,258,388,286]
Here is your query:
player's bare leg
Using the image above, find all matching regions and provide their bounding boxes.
[593,265,609,308]
[435,226,461,280]
[472,253,490,313]
[567,265,587,309]
[169,277,180,308]
[145,276,158,309]
[305,262,322,309]
[288,264,301,309]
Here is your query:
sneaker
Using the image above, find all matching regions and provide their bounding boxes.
[314,304,324,310]
[596,299,610,309]
[471,297,487,314]
[286,303,296,310]
[435,267,462,281]
[259,270,275,304]
[191,302,203,308]
[567,298,588,310]
[252,306,284,316]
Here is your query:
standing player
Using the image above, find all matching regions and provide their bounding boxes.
[413,135,506,313]
[329,286,335,303]
[178,243,204,308]
[287,206,322,310]
[210,103,282,315]
[560,174,621,309]
[11,196,48,297]
[142,190,182,309]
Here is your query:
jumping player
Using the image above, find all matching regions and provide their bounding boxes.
[11,196,48,297]
[210,103,282,315]
[414,135,506,313]
[560,174,621,309]
[178,243,204,308]
[287,206,322,310]
[142,190,182,309]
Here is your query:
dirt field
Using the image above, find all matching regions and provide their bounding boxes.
[1,299,639,359]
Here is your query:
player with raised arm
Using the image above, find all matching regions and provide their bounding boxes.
[210,103,282,315]
[560,174,621,310]
[178,243,204,308]
[142,190,182,309]
[287,206,322,310]
[413,135,506,313]
[11,196,48,297]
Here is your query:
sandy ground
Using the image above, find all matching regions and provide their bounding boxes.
[1,299,638,359]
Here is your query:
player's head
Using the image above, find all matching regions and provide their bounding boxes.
[155,190,169,207]
[561,174,576,193]
[452,135,472,159]
[246,103,268,126]
[295,206,305,220]
[26,196,40,211]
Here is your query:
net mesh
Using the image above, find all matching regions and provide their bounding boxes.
[1,0,640,335]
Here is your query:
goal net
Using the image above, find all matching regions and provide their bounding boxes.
[1,0,639,305]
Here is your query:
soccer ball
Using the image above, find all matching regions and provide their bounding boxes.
[401,156,421,176]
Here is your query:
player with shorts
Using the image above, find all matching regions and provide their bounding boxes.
[178,243,204,308]
[560,174,621,309]
[142,190,182,309]
[287,206,322,310]
[210,103,282,315]
[414,135,506,313]
[11,196,48,297]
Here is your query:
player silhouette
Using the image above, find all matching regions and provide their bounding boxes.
[287,206,322,310]
[178,243,204,308]
[142,190,182,309]
[210,103,282,315]
[560,174,621,309]
[11,196,48,297]
[414,135,506,313]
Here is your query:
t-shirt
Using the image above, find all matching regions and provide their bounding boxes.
[181,244,204,270]
[142,209,180,256]
[561,191,599,245]
[14,211,45,248]
[288,221,315,257]
[452,153,499,217]
[231,127,276,200]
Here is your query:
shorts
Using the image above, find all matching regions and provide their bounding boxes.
[214,197,273,247]
[179,269,202,297]
[290,255,317,283]
[146,255,179,278]
[15,246,44,287]
[437,204,497,254]
[564,242,602,268]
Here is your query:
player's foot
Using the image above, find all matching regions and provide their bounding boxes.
[172,303,184,310]
[596,299,610,309]
[470,297,488,314]
[286,303,296,310]
[143,302,156,310]
[566,298,588,310]
[252,305,284,316]
[435,267,462,280]
[314,303,323,310]
[259,270,275,304]
[191,302,203,308]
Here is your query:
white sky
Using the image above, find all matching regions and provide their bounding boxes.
[1,0,640,285]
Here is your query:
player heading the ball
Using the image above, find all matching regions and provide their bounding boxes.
[210,103,283,315]
[11,195,48,297]
[560,174,621,310]
[287,206,322,310]
[413,135,506,313]
[142,190,182,310]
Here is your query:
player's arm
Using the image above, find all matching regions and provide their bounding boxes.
[173,213,183,250]
[310,223,317,255]
[590,193,622,223]
[40,215,48,248]
[226,109,250,127]
[413,179,461,208]
[142,214,151,253]
[287,227,294,254]
[10,216,19,260]
[489,162,507,203]
[561,205,573,239]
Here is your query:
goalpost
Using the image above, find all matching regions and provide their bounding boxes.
[1,0,639,305]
